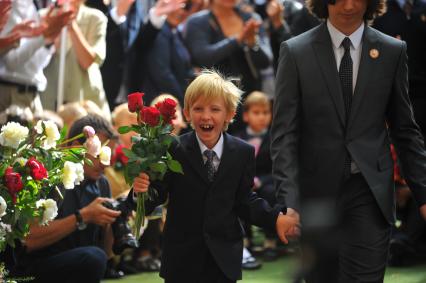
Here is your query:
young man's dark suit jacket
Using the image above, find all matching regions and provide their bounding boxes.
[271,23,426,230]
[143,131,283,281]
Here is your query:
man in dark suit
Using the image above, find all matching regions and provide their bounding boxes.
[271,0,426,281]
[101,0,183,109]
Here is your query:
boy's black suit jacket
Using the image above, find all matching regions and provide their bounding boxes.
[143,131,283,281]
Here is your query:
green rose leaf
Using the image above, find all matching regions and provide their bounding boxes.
[118,126,131,134]
[149,161,167,174]
[167,160,183,174]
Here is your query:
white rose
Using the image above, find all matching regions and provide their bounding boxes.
[62,161,78,189]
[0,122,29,149]
[35,120,61,149]
[36,199,58,225]
[99,146,111,166]
[0,196,6,218]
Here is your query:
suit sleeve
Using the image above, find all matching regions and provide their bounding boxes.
[386,41,426,206]
[235,146,284,231]
[271,42,300,211]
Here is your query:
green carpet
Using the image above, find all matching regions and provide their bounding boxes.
[104,257,426,283]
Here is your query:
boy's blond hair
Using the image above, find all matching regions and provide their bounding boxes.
[243,91,271,112]
[184,70,243,120]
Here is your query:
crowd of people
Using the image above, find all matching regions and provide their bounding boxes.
[0,0,426,282]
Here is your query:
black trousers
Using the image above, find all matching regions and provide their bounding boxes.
[165,249,235,283]
[302,174,391,283]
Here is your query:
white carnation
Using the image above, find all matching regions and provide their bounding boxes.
[99,146,111,166]
[0,196,6,218]
[36,199,58,225]
[35,120,60,149]
[0,122,29,149]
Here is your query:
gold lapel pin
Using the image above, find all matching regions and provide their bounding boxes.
[369,48,379,59]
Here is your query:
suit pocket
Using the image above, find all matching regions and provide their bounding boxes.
[377,152,393,172]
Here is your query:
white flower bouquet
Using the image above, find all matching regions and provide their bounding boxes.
[0,120,108,252]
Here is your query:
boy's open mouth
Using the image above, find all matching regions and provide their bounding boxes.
[200,124,214,132]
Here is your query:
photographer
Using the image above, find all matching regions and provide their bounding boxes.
[15,114,135,283]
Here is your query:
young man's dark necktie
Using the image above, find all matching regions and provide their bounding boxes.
[204,150,216,182]
[339,37,353,179]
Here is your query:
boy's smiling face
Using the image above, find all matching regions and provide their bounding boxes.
[184,97,235,149]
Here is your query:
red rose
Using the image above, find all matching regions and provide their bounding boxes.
[155,98,177,124]
[26,157,48,180]
[128,92,144,113]
[141,106,160,127]
[4,167,23,202]
[112,144,129,165]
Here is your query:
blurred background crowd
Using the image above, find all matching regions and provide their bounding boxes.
[0,0,425,280]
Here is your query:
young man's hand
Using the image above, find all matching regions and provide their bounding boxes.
[133,172,150,194]
[80,197,121,226]
[276,212,299,244]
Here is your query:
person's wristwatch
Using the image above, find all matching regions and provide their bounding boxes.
[75,210,87,231]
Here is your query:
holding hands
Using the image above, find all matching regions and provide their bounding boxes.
[276,207,301,244]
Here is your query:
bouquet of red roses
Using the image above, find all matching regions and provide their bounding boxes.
[118,92,183,238]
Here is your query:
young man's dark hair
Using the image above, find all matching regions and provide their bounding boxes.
[306,0,386,21]
[68,114,118,144]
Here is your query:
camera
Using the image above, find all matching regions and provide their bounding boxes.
[102,198,139,255]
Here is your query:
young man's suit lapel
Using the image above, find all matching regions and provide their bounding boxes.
[312,24,347,128]
[348,26,380,131]
[312,23,382,130]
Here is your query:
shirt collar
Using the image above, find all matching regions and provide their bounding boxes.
[196,132,224,159]
[246,127,267,137]
[327,19,364,50]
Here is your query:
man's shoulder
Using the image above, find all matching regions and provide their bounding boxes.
[368,26,405,49]
[282,24,323,54]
